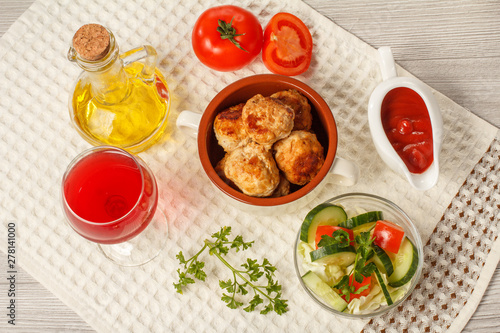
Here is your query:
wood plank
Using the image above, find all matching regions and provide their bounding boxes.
[0,251,94,331]
[399,58,500,127]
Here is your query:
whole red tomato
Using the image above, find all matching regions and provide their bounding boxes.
[192,5,263,72]
[262,13,313,76]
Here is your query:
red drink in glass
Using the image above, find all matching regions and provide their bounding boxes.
[62,147,158,244]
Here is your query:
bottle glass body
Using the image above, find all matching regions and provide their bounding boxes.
[68,30,170,153]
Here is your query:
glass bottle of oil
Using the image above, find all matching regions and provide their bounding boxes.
[67,24,171,153]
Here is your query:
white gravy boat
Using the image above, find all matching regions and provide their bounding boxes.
[368,47,443,191]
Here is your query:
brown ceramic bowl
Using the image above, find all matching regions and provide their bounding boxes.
[197,74,338,211]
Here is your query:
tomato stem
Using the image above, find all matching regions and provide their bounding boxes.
[217,18,248,52]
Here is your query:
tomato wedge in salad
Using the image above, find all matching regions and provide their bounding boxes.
[372,220,405,253]
[315,225,354,249]
[342,275,372,302]
[262,12,313,76]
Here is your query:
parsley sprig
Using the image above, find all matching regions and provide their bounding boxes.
[318,229,379,302]
[174,226,288,315]
[317,229,351,248]
[333,231,378,302]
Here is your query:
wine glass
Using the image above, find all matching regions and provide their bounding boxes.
[61,146,168,266]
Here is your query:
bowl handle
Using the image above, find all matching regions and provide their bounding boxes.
[327,157,359,186]
[176,110,201,138]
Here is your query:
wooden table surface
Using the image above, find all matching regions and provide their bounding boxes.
[0,0,498,332]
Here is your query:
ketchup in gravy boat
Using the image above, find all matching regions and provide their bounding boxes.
[381,87,433,174]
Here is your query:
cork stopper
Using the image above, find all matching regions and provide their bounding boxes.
[72,24,110,61]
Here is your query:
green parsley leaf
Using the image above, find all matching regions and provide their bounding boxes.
[317,229,351,248]
[173,226,288,315]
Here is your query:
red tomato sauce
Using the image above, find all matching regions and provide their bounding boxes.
[381,87,434,174]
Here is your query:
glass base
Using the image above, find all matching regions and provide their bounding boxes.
[98,206,168,266]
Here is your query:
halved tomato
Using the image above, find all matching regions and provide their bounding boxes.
[262,12,313,76]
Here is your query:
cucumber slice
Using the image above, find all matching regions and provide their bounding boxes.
[338,211,383,229]
[373,266,393,306]
[372,245,394,276]
[302,271,348,312]
[310,244,356,266]
[300,204,348,245]
[388,237,419,288]
[352,221,376,239]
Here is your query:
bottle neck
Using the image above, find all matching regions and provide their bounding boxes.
[68,32,130,105]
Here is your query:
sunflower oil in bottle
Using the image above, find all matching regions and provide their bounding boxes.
[68,24,171,153]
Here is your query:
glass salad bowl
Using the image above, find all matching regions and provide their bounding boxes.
[294,192,424,318]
